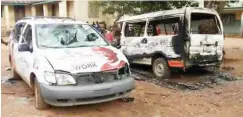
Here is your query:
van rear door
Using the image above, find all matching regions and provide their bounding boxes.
[186,12,224,66]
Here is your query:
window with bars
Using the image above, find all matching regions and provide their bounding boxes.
[222,14,236,24]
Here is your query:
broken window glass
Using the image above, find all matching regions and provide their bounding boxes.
[191,13,221,34]
[35,24,108,48]
[124,22,146,37]
[147,17,180,36]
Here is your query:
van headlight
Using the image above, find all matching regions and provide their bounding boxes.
[56,73,76,85]
[44,71,76,85]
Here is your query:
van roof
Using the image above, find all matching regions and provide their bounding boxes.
[117,7,217,22]
[17,16,87,25]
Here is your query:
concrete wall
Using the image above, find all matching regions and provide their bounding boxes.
[36,5,43,16]
[67,1,74,19]
[25,5,32,16]
[241,12,243,37]
[1,5,15,29]
[1,5,16,36]
[72,0,116,26]
[222,10,243,35]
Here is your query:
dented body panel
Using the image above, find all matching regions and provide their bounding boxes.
[9,17,135,106]
[118,7,224,68]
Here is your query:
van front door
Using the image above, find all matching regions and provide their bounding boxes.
[187,12,224,66]
[120,21,147,60]
[16,24,33,82]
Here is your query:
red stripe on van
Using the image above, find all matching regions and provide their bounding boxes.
[168,60,184,68]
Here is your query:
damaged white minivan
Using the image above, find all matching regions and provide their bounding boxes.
[116,7,224,79]
[8,17,135,109]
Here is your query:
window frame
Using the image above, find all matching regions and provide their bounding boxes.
[22,24,33,47]
[190,13,222,34]
[12,22,26,43]
[124,21,147,37]
[147,16,182,37]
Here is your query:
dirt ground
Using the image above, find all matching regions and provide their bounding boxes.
[1,37,243,117]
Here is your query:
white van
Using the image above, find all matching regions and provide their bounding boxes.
[8,16,135,109]
[116,7,224,79]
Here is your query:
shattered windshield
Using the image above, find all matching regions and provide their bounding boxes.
[36,24,108,48]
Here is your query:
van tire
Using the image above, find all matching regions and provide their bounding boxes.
[34,78,49,110]
[152,57,170,79]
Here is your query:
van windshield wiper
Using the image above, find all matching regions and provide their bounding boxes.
[40,45,63,48]
[65,45,89,48]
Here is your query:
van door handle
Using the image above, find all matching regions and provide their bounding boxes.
[141,38,147,44]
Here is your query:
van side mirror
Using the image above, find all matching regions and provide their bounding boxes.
[18,43,31,52]
[86,33,98,41]
[116,45,121,49]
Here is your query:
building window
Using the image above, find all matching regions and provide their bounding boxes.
[88,2,99,18]
[1,5,4,18]
[222,14,236,24]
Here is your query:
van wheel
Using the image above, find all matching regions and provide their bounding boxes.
[34,79,49,110]
[207,66,220,73]
[152,58,170,79]
[10,63,21,79]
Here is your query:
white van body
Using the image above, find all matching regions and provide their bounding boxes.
[117,7,224,78]
[8,17,135,109]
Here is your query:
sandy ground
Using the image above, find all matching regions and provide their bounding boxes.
[1,37,243,117]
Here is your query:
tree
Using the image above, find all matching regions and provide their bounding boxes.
[204,0,239,16]
[93,1,199,22]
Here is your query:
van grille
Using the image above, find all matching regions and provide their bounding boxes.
[73,71,120,85]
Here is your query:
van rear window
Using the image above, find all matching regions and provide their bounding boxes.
[191,13,221,34]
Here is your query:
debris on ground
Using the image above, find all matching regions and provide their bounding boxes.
[2,92,16,95]
[222,66,235,71]
[216,72,239,81]
[1,76,17,85]
[131,66,239,91]
[120,97,135,103]
[232,47,240,50]
[16,97,32,105]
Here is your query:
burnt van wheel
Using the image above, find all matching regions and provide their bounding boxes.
[34,78,49,110]
[152,58,170,79]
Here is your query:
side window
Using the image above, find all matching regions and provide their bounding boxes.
[124,22,146,37]
[13,23,26,42]
[22,25,33,48]
[147,17,180,36]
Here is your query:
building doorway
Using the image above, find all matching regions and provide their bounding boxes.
[14,5,25,22]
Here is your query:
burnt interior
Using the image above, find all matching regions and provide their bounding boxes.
[191,13,221,34]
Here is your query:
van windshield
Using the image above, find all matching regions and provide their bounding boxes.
[35,24,108,48]
[191,13,221,34]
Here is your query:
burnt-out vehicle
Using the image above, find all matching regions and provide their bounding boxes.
[116,7,224,79]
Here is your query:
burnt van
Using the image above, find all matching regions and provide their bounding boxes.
[116,7,224,79]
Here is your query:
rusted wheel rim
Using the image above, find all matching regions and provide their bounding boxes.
[156,63,164,75]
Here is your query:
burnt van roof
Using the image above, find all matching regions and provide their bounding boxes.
[117,7,217,23]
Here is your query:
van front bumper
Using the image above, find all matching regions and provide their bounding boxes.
[39,77,135,106]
